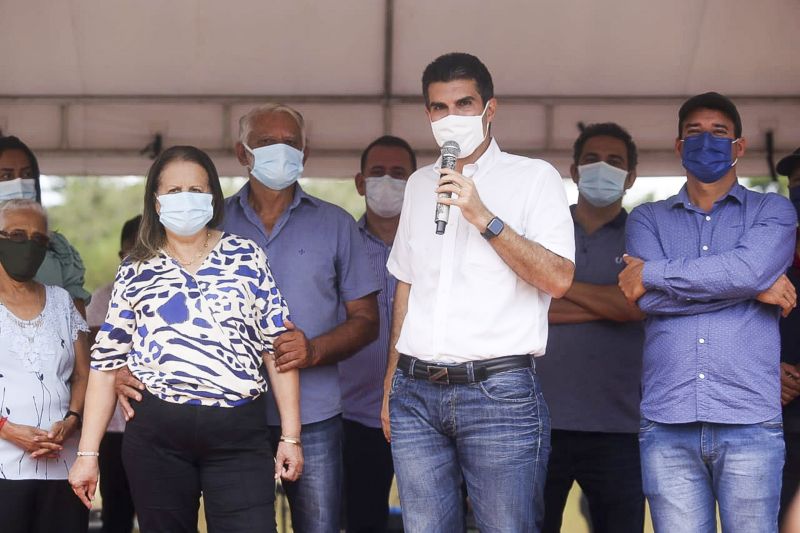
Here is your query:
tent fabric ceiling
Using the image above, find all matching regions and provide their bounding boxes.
[0,0,798,177]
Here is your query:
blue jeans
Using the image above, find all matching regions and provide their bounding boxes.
[639,417,785,533]
[389,365,550,533]
[269,415,343,533]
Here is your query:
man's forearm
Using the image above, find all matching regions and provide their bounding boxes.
[310,294,380,366]
[637,289,747,316]
[548,298,602,324]
[384,282,410,390]
[490,227,574,298]
[566,282,644,322]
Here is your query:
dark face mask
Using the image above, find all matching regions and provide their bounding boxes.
[0,238,47,282]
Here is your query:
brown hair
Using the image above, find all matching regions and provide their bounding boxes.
[129,146,224,262]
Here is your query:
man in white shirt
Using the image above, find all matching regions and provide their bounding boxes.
[381,52,575,532]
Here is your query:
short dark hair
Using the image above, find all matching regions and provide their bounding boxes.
[678,92,742,139]
[120,214,142,248]
[129,146,224,262]
[422,53,494,107]
[360,135,417,174]
[0,135,42,202]
[573,123,638,169]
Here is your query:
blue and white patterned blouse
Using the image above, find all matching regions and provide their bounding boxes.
[91,233,290,407]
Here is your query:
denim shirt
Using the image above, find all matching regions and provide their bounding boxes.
[627,183,796,425]
[223,183,380,425]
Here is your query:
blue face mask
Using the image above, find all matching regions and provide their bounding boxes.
[681,132,739,184]
[577,161,629,207]
[245,143,304,191]
[157,192,213,236]
[790,187,800,221]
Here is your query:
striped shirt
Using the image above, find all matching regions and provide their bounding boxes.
[91,233,290,407]
[339,216,396,428]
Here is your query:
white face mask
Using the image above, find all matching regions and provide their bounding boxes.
[0,178,37,201]
[577,161,629,208]
[429,103,489,159]
[365,175,406,218]
[157,192,214,236]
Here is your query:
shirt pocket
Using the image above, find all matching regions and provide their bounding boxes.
[465,228,507,271]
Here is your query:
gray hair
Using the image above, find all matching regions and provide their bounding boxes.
[0,199,48,230]
[238,103,307,149]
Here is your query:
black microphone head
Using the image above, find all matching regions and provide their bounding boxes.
[441,141,461,159]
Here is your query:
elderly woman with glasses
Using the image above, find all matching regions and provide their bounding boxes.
[0,136,91,315]
[69,145,302,533]
[0,199,91,533]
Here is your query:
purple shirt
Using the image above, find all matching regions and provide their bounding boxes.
[223,183,380,425]
[626,182,797,425]
[338,216,396,428]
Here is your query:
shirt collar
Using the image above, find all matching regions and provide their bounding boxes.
[235,181,320,213]
[357,214,389,246]
[669,181,746,209]
[433,138,500,179]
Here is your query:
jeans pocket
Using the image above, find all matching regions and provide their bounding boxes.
[639,417,657,433]
[389,368,405,397]
[478,368,536,403]
[758,414,783,430]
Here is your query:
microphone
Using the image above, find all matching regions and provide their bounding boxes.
[435,141,461,235]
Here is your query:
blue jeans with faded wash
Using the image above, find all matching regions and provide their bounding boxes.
[639,417,785,533]
[389,363,550,533]
[269,415,343,533]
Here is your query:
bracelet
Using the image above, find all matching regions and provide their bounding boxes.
[0,417,7,433]
[76,451,100,457]
[63,410,82,428]
[279,435,302,446]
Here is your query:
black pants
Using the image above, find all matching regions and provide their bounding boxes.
[780,431,800,527]
[342,418,394,533]
[0,478,89,533]
[99,432,135,533]
[122,392,276,533]
[542,430,644,533]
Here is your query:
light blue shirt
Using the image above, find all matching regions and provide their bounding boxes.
[223,183,380,425]
[339,216,396,428]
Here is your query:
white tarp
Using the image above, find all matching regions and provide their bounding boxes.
[1,0,798,177]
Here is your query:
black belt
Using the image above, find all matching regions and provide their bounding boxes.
[397,354,532,385]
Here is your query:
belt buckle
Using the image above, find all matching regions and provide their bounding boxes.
[426,365,450,384]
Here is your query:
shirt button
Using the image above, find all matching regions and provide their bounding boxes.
[705,216,711,221]
[699,338,705,344]
[699,373,706,379]
[702,245,709,251]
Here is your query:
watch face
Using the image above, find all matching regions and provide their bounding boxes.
[488,217,504,235]
[484,217,504,239]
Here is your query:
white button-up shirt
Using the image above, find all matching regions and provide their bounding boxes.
[387,139,575,363]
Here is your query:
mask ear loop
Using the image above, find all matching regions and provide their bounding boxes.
[480,101,491,140]
[243,143,257,174]
[731,138,741,168]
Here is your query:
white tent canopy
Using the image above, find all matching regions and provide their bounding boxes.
[1,0,798,178]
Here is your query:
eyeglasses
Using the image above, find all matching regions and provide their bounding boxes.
[0,230,50,247]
